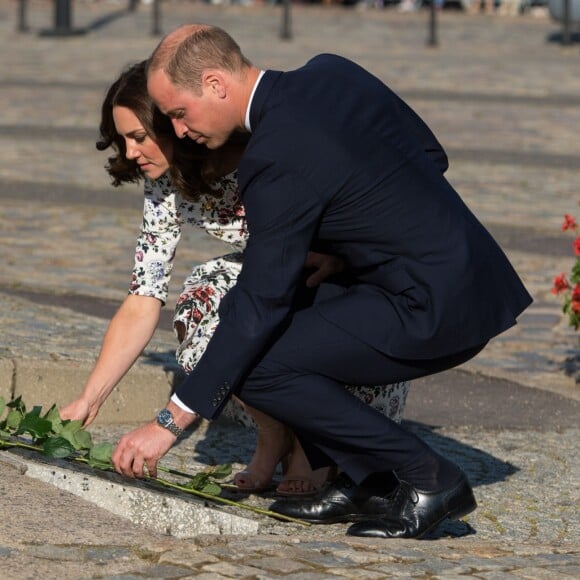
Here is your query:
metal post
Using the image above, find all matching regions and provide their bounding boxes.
[17,0,30,33]
[39,0,86,37]
[280,0,292,41]
[562,0,571,45]
[427,1,438,48]
[151,0,161,36]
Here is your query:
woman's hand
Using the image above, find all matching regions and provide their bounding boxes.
[59,397,97,427]
[59,295,162,428]
[304,251,345,288]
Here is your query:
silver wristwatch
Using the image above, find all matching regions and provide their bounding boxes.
[156,408,185,438]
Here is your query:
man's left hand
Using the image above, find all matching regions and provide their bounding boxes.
[304,251,345,287]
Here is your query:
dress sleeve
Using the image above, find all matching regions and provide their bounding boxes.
[128,175,182,305]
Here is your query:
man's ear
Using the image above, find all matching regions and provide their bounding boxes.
[202,70,227,98]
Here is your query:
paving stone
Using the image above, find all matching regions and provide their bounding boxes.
[184,575,229,580]
[158,548,220,567]
[511,567,570,579]
[249,556,315,574]
[282,574,345,579]
[85,547,135,562]
[201,561,269,576]
[474,573,522,580]
[369,559,464,575]
[26,544,85,562]
[550,565,580,576]
[103,574,143,580]
[135,564,195,578]
[325,569,390,579]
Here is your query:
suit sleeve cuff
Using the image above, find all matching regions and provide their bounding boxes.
[170,393,197,415]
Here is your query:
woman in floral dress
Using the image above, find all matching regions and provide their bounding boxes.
[60,61,410,495]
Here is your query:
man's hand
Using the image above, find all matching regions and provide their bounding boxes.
[304,252,345,288]
[112,422,176,479]
[112,403,198,479]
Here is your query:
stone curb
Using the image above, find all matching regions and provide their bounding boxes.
[0,451,260,538]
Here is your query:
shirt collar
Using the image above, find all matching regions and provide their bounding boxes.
[245,70,265,132]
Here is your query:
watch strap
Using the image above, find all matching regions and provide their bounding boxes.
[156,409,185,438]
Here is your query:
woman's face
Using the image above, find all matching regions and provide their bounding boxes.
[112,106,173,179]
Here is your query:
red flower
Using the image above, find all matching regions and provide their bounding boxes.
[552,273,570,295]
[553,213,580,330]
[192,286,215,313]
[191,307,203,324]
[562,214,577,231]
[571,285,580,314]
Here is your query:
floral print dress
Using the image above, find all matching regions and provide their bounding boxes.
[129,172,410,427]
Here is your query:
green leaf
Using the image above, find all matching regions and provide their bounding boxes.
[72,429,93,451]
[6,409,23,431]
[59,421,90,450]
[59,429,81,450]
[571,259,580,284]
[61,419,83,434]
[7,396,25,414]
[43,436,76,459]
[87,442,113,469]
[200,482,222,496]
[186,472,211,491]
[43,405,63,433]
[207,464,232,480]
[17,412,52,439]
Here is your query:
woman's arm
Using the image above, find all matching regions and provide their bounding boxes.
[61,176,181,426]
[60,294,161,426]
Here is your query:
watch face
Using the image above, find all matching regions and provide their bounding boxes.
[157,408,172,426]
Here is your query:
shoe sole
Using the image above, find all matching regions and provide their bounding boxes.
[298,509,398,524]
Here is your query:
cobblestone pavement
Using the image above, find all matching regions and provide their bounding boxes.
[0,1,579,578]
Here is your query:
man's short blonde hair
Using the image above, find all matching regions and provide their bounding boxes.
[148,24,251,94]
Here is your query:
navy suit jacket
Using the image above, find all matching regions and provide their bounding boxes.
[175,54,532,418]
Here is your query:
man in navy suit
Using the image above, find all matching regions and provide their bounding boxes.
[112,24,532,539]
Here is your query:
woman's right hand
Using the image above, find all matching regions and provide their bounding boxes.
[58,294,162,428]
[59,397,97,427]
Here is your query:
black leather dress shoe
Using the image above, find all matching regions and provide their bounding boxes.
[269,473,394,524]
[346,472,477,539]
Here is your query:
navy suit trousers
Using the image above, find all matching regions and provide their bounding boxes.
[237,295,485,485]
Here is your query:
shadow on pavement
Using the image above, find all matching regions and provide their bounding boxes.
[546,30,580,44]
[403,420,519,488]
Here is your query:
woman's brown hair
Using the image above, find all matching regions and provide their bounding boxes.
[97,60,222,200]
